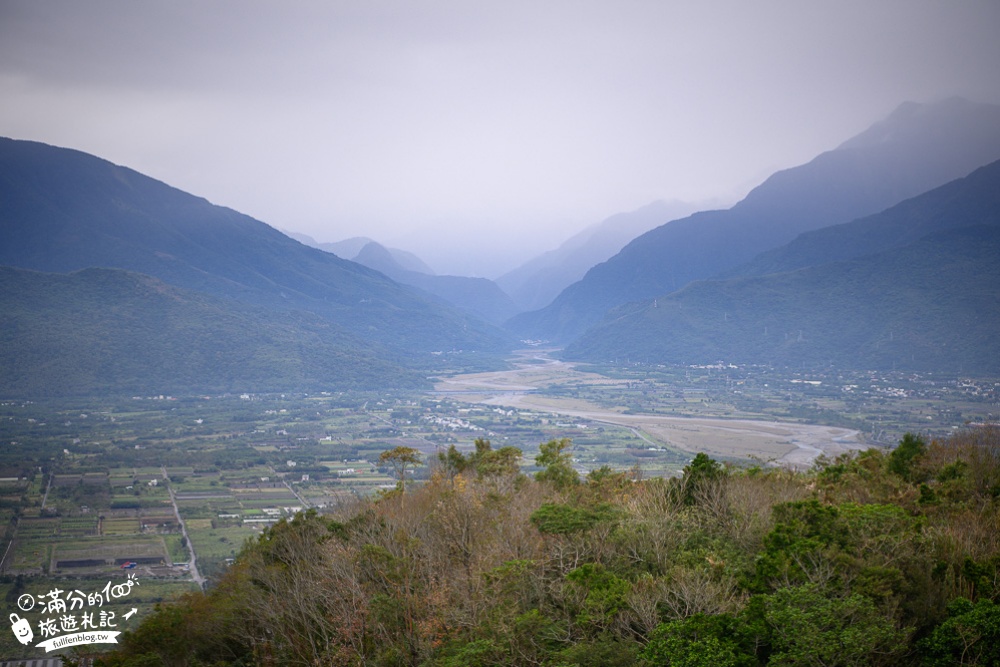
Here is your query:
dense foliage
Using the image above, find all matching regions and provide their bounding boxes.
[85,428,1000,666]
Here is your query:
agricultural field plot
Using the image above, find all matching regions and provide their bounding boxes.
[107,497,173,512]
[185,523,264,581]
[236,497,300,510]
[135,509,178,531]
[14,517,60,539]
[7,538,50,574]
[186,525,259,561]
[133,467,163,479]
[175,497,242,520]
[219,466,276,484]
[295,485,357,507]
[315,462,396,491]
[50,535,168,574]
[102,517,142,535]
[175,477,306,579]
[7,530,171,577]
[313,477,396,497]
[0,479,28,501]
[56,516,99,537]
[169,472,225,494]
[2,464,188,585]
[163,533,189,563]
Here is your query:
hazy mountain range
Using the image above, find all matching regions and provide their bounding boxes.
[496,199,704,311]
[2,97,999,397]
[351,241,519,324]
[0,137,514,395]
[508,97,1000,343]
[564,159,1000,372]
[288,232,437,275]
[286,233,518,323]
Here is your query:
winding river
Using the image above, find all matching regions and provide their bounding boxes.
[435,350,865,468]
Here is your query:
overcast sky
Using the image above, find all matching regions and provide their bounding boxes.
[2,1,1000,277]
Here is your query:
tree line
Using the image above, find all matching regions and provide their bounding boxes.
[78,429,1000,666]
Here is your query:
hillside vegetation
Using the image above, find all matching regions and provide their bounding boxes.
[0,266,424,396]
[564,225,1000,373]
[89,428,1000,666]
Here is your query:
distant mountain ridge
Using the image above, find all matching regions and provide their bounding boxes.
[508,97,1000,343]
[289,232,519,323]
[289,232,437,275]
[352,241,519,324]
[496,199,703,311]
[0,137,515,396]
[564,159,1000,373]
[0,137,513,360]
[725,159,1000,278]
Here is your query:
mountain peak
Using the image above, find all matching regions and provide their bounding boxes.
[836,97,999,151]
[354,241,403,277]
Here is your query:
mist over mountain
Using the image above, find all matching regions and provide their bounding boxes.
[564,160,1000,373]
[286,233,516,322]
[496,200,702,312]
[352,241,519,324]
[289,232,437,275]
[0,137,515,396]
[508,98,1000,343]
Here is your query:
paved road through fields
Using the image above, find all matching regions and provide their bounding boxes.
[162,467,206,589]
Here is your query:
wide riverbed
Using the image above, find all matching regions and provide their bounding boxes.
[435,350,865,468]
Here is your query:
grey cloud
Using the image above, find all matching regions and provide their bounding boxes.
[2,0,999,275]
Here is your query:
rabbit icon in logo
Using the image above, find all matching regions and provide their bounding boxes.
[10,613,34,645]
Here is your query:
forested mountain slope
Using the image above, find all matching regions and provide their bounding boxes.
[0,137,512,359]
[0,266,423,396]
[566,225,1000,372]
